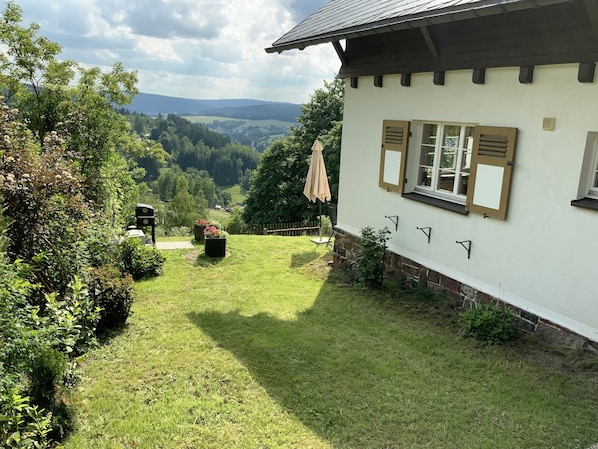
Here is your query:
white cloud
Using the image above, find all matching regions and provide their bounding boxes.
[13,0,337,104]
[134,37,184,63]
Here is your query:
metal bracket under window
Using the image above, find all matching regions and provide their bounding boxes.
[417,226,432,243]
[385,215,399,231]
[456,240,472,259]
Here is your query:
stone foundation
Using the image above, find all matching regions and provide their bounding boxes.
[333,228,598,352]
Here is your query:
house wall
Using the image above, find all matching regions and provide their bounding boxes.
[336,64,598,343]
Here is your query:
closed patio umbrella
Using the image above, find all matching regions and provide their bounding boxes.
[303,139,331,242]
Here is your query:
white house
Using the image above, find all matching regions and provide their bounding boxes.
[268,0,598,346]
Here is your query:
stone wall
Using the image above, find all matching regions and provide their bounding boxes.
[332,228,598,352]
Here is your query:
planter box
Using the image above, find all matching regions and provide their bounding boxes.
[204,238,226,257]
[193,225,205,243]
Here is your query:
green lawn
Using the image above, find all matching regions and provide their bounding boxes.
[64,235,598,449]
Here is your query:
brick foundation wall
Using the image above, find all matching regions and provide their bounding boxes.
[333,228,598,352]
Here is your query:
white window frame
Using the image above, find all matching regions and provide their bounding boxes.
[413,121,476,205]
[576,131,598,201]
[587,136,598,199]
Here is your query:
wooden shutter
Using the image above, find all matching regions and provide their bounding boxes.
[379,120,410,192]
[466,126,517,220]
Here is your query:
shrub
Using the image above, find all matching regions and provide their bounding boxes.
[119,238,165,280]
[351,226,390,288]
[317,215,332,238]
[224,208,247,234]
[36,277,100,356]
[0,384,54,449]
[164,226,191,237]
[25,346,67,411]
[88,265,135,333]
[460,302,519,345]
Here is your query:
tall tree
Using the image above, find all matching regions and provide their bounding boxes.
[243,79,344,225]
[0,1,167,288]
[0,1,166,222]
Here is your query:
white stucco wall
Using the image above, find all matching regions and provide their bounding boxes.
[337,64,598,342]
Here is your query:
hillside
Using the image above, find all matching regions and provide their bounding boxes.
[128,92,300,121]
[202,103,300,123]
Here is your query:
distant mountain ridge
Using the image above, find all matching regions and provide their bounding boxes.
[127,92,301,122]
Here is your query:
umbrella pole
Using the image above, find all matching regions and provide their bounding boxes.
[318,201,322,239]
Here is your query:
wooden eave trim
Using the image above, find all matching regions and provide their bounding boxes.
[337,51,598,79]
[332,41,348,66]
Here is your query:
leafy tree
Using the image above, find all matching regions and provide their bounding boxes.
[243,79,344,225]
[243,140,299,224]
[0,104,89,294]
[239,168,254,193]
[164,175,206,229]
[0,1,167,222]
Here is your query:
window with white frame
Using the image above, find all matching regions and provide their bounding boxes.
[587,136,598,199]
[573,132,598,208]
[379,119,518,220]
[415,123,475,203]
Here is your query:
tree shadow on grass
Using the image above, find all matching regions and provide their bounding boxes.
[187,285,598,448]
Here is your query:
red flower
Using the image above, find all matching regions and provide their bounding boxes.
[203,225,226,239]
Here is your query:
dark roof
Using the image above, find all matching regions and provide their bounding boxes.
[266,0,571,53]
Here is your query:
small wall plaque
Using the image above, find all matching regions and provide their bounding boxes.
[542,117,556,131]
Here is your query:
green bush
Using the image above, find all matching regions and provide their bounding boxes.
[0,385,54,449]
[88,265,135,333]
[224,208,247,234]
[119,238,165,280]
[460,302,519,345]
[164,226,191,237]
[351,226,390,288]
[317,215,332,238]
[25,346,67,411]
[36,277,100,356]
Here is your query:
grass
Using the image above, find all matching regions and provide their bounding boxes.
[182,116,295,128]
[221,184,247,205]
[64,235,598,449]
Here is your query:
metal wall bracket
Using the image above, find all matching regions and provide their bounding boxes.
[385,215,399,231]
[456,240,472,259]
[417,226,432,243]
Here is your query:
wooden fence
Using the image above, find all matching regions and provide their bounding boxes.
[239,221,321,236]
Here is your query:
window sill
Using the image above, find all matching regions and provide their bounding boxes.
[570,197,598,211]
[402,192,469,215]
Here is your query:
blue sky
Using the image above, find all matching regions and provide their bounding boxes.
[14,0,337,104]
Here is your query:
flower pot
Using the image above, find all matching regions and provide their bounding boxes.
[193,224,205,243]
[204,238,226,257]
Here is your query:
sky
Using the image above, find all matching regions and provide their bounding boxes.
[14,0,338,104]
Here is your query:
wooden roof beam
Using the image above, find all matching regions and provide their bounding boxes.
[332,41,348,66]
[420,25,439,58]
[584,0,598,35]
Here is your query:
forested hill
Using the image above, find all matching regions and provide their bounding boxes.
[129,113,260,188]
[202,103,300,122]
[128,92,300,121]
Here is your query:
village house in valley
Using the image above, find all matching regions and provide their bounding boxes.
[268,0,598,346]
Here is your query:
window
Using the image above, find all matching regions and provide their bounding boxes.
[379,120,518,220]
[415,123,474,204]
[587,136,598,199]
[571,132,598,210]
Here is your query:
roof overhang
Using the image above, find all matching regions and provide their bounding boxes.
[266,0,574,54]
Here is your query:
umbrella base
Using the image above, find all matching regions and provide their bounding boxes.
[311,237,330,245]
